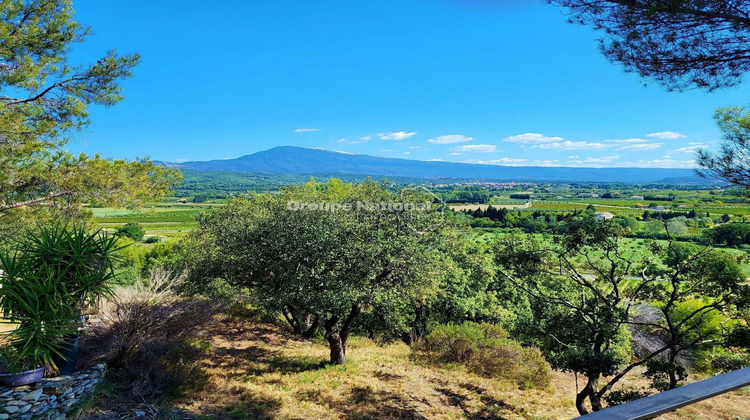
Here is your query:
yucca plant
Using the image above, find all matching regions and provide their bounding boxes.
[0,253,77,372]
[0,225,123,374]
[18,225,122,314]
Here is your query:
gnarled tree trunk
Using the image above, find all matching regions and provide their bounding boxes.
[323,304,362,364]
[575,374,603,415]
[301,314,320,339]
[282,306,303,335]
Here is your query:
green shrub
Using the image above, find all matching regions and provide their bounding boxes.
[416,322,551,389]
[115,223,145,241]
[711,352,750,372]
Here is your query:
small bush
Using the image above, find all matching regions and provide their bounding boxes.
[115,223,145,241]
[711,352,750,372]
[415,322,551,389]
[83,270,220,399]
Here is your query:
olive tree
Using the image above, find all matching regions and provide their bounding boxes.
[186,179,453,364]
[355,228,529,344]
[494,215,750,415]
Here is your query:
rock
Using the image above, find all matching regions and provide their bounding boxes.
[0,364,108,419]
[21,388,43,401]
[40,376,74,396]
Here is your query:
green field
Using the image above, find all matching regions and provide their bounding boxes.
[91,202,216,239]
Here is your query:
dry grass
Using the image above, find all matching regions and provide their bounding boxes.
[176,321,570,420]
[77,314,750,419]
[162,318,749,420]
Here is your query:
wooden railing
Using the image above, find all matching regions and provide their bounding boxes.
[578,367,750,420]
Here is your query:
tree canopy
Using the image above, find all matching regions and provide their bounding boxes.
[0,0,180,240]
[185,179,463,364]
[494,215,750,414]
[551,0,750,91]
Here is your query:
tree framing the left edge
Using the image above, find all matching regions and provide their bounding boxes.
[0,0,180,241]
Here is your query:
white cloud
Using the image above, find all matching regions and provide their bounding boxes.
[465,158,560,167]
[617,159,695,168]
[408,146,423,149]
[671,145,703,154]
[606,138,649,144]
[615,143,663,151]
[335,138,348,143]
[174,158,188,163]
[360,135,372,141]
[534,141,610,150]
[647,131,686,140]
[450,152,462,156]
[427,134,474,144]
[426,158,443,161]
[294,128,319,133]
[503,133,565,144]
[379,131,417,140]
[403,152,411,155]
[451,144,497,153]
[568,155,579,159]
[567,155,620,166]
[474,157,527,165]
[316,148,354,155]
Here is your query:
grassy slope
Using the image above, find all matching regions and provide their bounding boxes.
[78,317,750,420]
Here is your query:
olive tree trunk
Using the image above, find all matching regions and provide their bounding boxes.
[323,305,361,365]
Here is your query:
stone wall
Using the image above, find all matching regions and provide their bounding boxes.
[0,364,105,420]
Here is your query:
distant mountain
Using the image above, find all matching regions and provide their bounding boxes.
[159,146,709,184]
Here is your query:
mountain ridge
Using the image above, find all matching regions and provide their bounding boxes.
[158,146,710,184]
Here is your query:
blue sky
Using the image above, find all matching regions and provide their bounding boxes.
[69,0,750,168]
